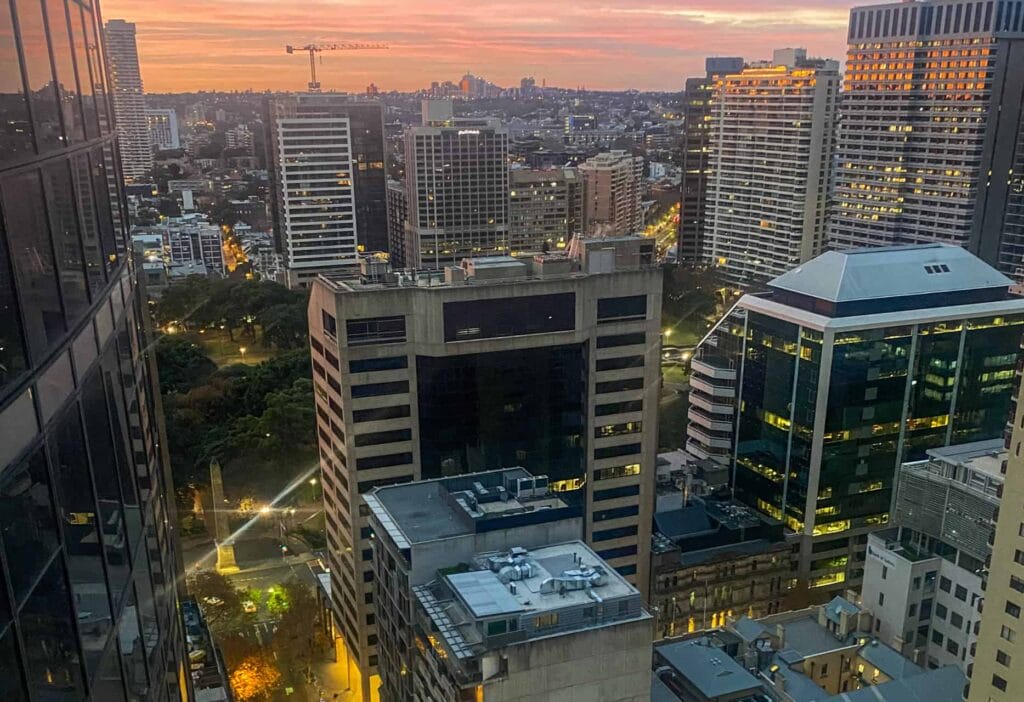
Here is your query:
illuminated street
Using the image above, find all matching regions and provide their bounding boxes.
[644,202,680,258]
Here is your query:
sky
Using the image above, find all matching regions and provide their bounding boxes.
[101,0,860,94]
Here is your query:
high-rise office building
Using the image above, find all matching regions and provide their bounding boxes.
[104,19,153,183]
[403,110,509,268]
[307,237,660,683]
[705,48,839,287]
[829,0,1024,281]
[579,150,644,237]
[969,369,1024,701]
[676,56,744,265]
[385,180,407,268]
[508,167,583,253]
[687,244,1024,603]
[266,94,386,288]
[0,1,188,699]
[145,108,179,151]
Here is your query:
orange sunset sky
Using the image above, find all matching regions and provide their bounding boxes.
[100,0,860,93]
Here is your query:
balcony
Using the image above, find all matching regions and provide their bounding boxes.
[685,440,730,464]
[688,425,734,450]
[689,375,736,399]
[691,359,737,381]
[689,390,735,415]
[688,407,733,432]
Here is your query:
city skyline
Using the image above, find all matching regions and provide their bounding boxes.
[102,0,856,93]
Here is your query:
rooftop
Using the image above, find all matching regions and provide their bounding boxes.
[768,244,1011,304]
[925,439,1005,481]
[657,639,764,699]
[365,468,572,549]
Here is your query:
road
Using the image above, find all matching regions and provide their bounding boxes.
[644,202,680,257]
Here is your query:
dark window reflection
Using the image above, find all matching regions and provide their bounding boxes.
[43,0,84,143]
[88,150,119,273]
[132,547,160,660]
[80,3,109,133]
[0,446,59,605]
[48,406,113,679]
[0,626,29,702]
[66,1,97,138]
[13,0,64,151]
[117,587,149,697]
[70,152,106,293]
[0,0,33,161]
[81,370,132,604]
[92,642,128,702]
[20,559,85,701]
[42,160,90,322]
[0,211,29,391]
[1,170,66,362]
[102,344,142,549]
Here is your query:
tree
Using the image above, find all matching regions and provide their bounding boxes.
[229,652,281,701]
[260,302,307,349]
[271,582,327,679]
[154,336,216,394]
[188,571,243,631]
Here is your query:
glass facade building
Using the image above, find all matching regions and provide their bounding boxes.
[688,245,1024,605]
[0,1,186,700]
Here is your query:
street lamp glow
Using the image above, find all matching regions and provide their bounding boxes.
[259,505,271,515]
[309,478,317,486]
[664,328,672,337]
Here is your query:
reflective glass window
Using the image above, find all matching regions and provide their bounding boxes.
[0,445,59,604]
[13,0,63,151]
[20,559,85,700]
[81,370,132,603]
[117,586,149,697]
[43,0,84,142]
[80,2,109,133]
[89,149,120,272]
[66,1,97,138]
[48,406,113,678]
[0,211,28,393]
[1,170,66,361]
[132,546,160,659]
[91,642,127,702]
[101,346,142,550]
[42,160,90,321]
[70,152,106,292]
[0,626,29,702]
[0,0,33,161]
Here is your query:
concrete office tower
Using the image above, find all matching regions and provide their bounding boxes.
[385,180,407,267]
[508,167,583,253]
[307,237,660,680]
[0,1,188,699]
[403,112,509,268]
[687,244,1024,604]
[705,48,839,287]
[861,440,1002,675]
[145,108,179,151]
[677,57,744,265]
[104,20,153,183]
[267,94,386,288]
[969,375,1024,700]
[829,0,1024,280]
[580,150,644,236]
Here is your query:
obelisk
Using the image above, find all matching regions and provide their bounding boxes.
[210,459,239,573]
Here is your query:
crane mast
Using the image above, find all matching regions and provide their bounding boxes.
[285,43,389,92]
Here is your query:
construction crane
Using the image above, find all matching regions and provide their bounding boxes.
[285,43,389,92]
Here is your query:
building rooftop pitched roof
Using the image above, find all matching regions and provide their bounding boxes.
[657,639,764,699]
[823,664,965,702]
[823,596,861,625]
[768,244,1011,303]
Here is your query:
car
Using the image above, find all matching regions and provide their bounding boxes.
[202,596,224,606]
[242,600,257,613]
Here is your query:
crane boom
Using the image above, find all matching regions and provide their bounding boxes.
[285,42,389,92]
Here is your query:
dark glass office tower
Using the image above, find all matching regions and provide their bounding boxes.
[0,1,187,700]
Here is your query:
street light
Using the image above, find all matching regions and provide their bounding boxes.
[239,346,247,362]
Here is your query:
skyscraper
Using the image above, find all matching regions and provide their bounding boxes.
[829,0,1024,280]
[0,1,187,699]
[968,372,1024,701]
[688,245,1024,603]
[266,94,386,288]
[509,167,583,253]
[145,108,179,151]
[579,150,644,237]
[403,109,510,268]
[307,237,660,687]
[676,56,744,265]
[104,19,153,183]
[705,49,839,287]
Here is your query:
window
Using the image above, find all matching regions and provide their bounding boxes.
[939,576,952,593]
[595,400,643,417]
[0,0,32,161]
[913,577,921,590]
[596,377,644,394]
[1000,625,1017,643]
[42,162,90,324]
[1015,549,1024,566]
[594,443,641,460]
[955,584,968,602]
[919,599,932,620]
[878,592,885,607]
[615,564,637,576]
[486,620,508,636]
[592,525,638,542]
[346,315,406,346]
[443,294,574,341]
[597,333,646,349]
[992,675,1007,692]
[595,355,644,372]
[950,611,964,629]
[355,453,413,471]
[593,484,640,502]
[595,422,642,438]
[1011,576,1024,594]
[535,613,559,629]
[932,629,944,645]
[882,566,888,580]
[908,604,917,617]
[21,561,85,698]
[322,310,338,338]
[351,380,409,398]
[819,663,828,678]
[14,0,63,153]
[349,356,408,373]
[996,650,1012,667]
[597,295,646,322]
[946,639,959,656]
[595,464,641,481]
[596,545,638,560]
[352,405,411,423]
[0,447,59,604]
[936,603,948,620]
[593,505,639,522]
[354,429,412,447]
